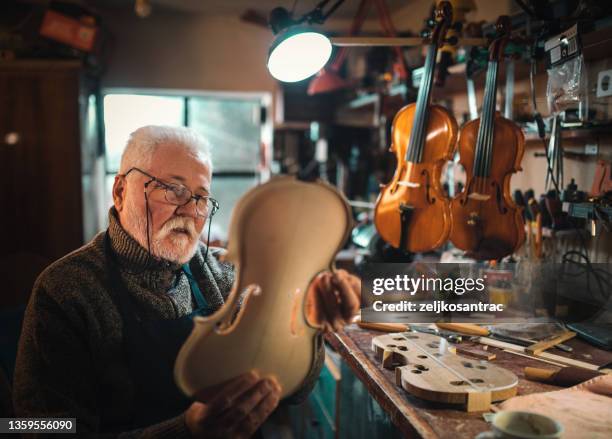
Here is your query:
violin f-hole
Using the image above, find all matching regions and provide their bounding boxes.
[493,182,508,214]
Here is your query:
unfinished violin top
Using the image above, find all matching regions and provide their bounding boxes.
[174,176,352,398]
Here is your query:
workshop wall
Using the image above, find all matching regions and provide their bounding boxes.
[100,8,277,93]
[99,0,514,92]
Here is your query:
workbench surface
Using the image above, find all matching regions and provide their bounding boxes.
[325,325,612,439]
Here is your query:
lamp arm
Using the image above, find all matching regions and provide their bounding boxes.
[322,0,346,21]
[330,0,370,72]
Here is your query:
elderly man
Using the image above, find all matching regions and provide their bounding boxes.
[13,126,360,438]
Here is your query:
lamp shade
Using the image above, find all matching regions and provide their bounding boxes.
[267,29,332,82]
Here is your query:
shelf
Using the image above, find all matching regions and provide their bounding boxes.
[524,124,612,144]
[274,121,311,131]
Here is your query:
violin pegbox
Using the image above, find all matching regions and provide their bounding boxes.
[372,332,518,412]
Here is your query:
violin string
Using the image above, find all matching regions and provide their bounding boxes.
[483,63,491,191]
[486,61,499,180]
[407,45,424,163]
[400,333,487,392]
[481,63,493,192]
[410,43,435,164]
[420,44,436,162]
[478,65,489,193]
[415,46,429,162]
[484,60,498,194]
[475,63,492,194]
[479,65,487,181]
[485,62,496,191]
[481,62,491,194]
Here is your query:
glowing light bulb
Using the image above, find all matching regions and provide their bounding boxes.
[267,31,332,83]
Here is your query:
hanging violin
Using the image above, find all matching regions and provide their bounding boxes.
[449,16,525,260]
[374,1,458,253]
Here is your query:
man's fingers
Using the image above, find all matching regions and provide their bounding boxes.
[218,377,279,425]
[318,272,344,329]
[235,385,281,438]
[305,272,327,327]
[332,272,361,321]
[198,371,260,414]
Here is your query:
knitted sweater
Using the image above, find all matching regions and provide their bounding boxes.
[13,208,323,437]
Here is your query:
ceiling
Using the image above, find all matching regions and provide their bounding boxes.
[139,0,409,19]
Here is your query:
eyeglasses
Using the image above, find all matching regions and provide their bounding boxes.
[122,167,219,218]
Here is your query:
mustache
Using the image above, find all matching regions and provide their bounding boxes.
[156,216,198,239]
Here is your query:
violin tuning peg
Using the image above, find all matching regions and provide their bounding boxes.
[426,18,436,28]
[421,30,431,39]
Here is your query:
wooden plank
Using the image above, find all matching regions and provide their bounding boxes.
[452,346,496,361]
[525,331,576,355]
[475,337,601,371]
[0,60,81,71]
[502,350,567,368]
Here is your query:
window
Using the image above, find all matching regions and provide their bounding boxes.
[102,91,270,242]
[104,94,184,173]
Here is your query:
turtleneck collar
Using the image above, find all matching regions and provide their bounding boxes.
[107,207,183,286]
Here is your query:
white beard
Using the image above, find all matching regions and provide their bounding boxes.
[124,201,200,264]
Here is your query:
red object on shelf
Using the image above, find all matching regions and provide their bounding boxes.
[308,67,351,95]
[39,10,97,52]
[590,159,612,197]
[308,0,408,95]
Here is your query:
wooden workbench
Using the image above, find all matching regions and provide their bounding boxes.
[325,325,612,439]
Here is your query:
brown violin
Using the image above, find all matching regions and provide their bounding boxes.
[374,1,458,253]
[449,16,525,260]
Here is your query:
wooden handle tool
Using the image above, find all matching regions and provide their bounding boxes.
[435,323,489,336]
[357,322,410,332]
[525,331,576,355]
[524,366,603,387]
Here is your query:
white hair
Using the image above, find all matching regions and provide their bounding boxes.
[119,125,212,174]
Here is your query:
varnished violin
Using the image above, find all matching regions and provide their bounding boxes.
[449,16,525,260]
[374,1,458,253]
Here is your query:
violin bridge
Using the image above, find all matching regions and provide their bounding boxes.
[397,181,421,188]
[467,193,491,201]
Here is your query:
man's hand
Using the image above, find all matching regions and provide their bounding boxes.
[305,269,361,332]
[185,371,281,439]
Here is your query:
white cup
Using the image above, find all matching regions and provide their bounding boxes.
[475,411,563,439]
